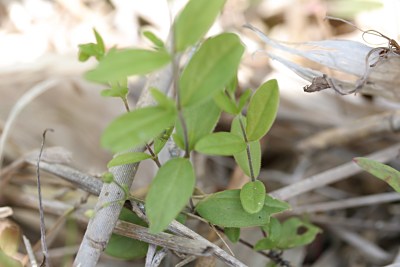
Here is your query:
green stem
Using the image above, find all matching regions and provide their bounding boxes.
[145,143,161,168]
[122,97,130,112]
[173,54,190,158]
[238,115,256,182]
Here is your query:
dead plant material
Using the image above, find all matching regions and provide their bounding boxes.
[245,23,400,100]
[36,129,53,267]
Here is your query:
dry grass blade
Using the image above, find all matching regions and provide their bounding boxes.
[0,79,59,175]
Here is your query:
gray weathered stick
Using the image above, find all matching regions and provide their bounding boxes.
[25,159,101,196]
[115,221,213,257]
[73,63,174,267]
[292,192,400,214]
[297,110,400,152]
[310,215,400,232]
[4,188,214,258]
[19,159,247,266]
[328,226,392,264]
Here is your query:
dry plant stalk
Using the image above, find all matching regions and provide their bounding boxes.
[245,24,400,100]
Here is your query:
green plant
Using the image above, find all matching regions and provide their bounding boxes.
[77,0,320,264]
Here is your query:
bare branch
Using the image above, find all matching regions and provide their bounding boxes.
[297,110,400,152]
[270,144,400,200]
[292,192,400,214]
[328,226,392,264]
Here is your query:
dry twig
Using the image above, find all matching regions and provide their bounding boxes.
[270,144,400,200]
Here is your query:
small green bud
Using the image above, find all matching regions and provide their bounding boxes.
[84,209,95,219]
[102,172,114,183]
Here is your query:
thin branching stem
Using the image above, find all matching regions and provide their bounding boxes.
[214,225,292,267]
[145,143,161,168]
[122,97,130,112]
[175,59,190,158]
[37,128,54,267]
[238,115,255,181]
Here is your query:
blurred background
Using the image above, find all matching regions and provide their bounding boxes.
[1,0,400,266]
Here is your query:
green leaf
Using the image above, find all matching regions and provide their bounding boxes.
[231,117,261,178]
[150,88,175,109]
[226,74,238,95]
[255,218,321,250]
[78,43,102,62]
[246,79,279,141]
[174,0,226,52]
[146,158,195,233]
[240,181,266,214]
[262,217,282,242]
[107,152,152,168]
[143,30,164,49]
[195,132,246,156]
[154,126,174,154]
[354,157,400,192]
[213,91,239,114]
[225,227,240,243]
[180,33,244,107]
[174,100,221,151]
[0,250,22,267]
[78,29,106,62]
[101,87,128,98]
[105,208,148,260]
[85,49,171,83]
[264,194,291,213]
[93,28,105,56]
[176,213,187,225]
[237,89,252,111]
[101,106,176,152]
[196,190,289,228]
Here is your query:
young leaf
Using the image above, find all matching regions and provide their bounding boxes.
[226,74,238,95]
[237,89,252,111]
[255,218,321,250]
[174,0,226,52]
[213,91,239,114]
[150,88,175,109]
[146,158,195,233]
[107,152,152,168]
[78,43,102,62]
[101,106,176,153]
[174,100,221,150]
[180,33,244,107]
[105,208,148,259]
[194,132,246,156]
[143,31,164,49]
[264,194,291,213]
[240,181,266,214]
[102,172,114,183]
[154,126,174,154]
[246,79,279,141]
[225,227,240,243]
[231,117,261,178]
[354,157,400,192]
[93,28,105,56]
[85,49,171,83]
[262,217,282,242]
[195,190,289,228]
[101,87,128,98]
